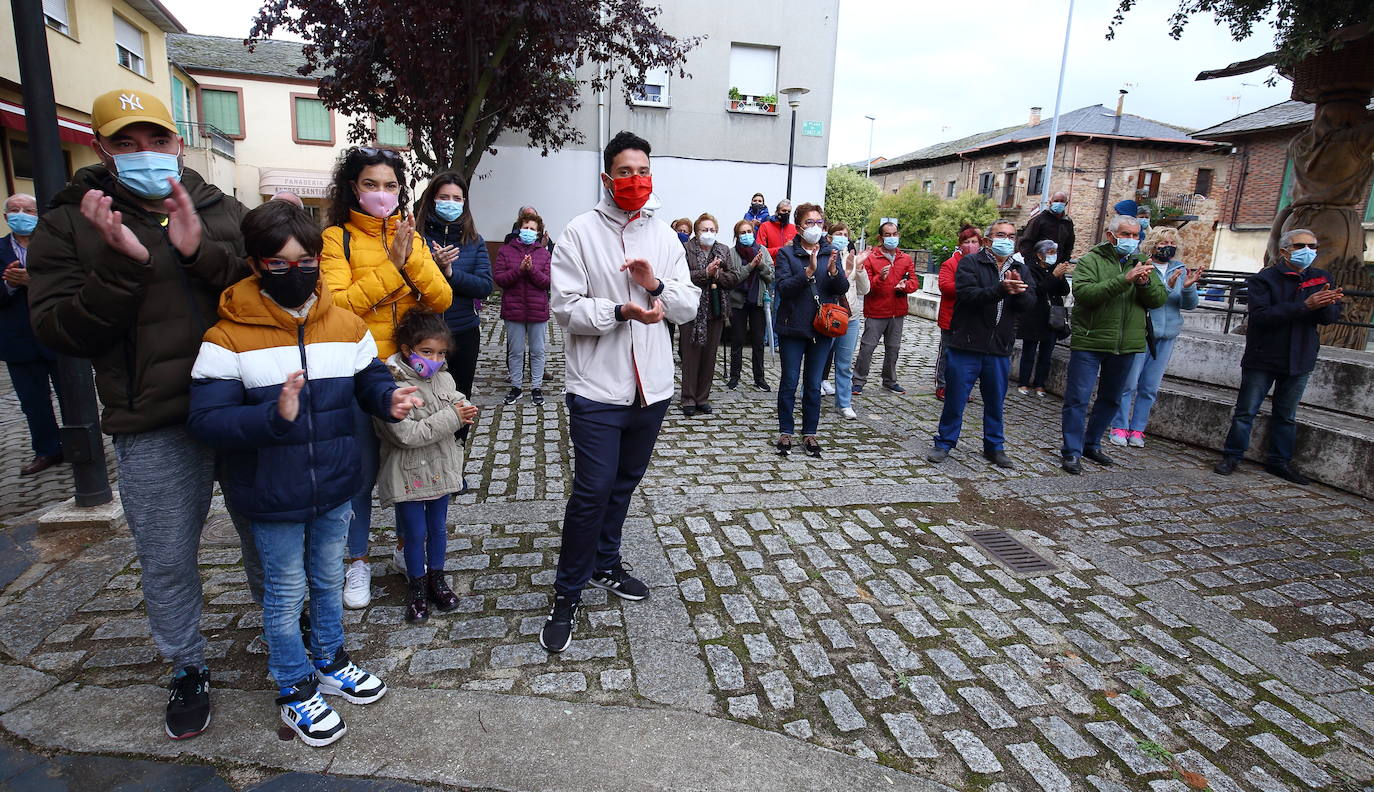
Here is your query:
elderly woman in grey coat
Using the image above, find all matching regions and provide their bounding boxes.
[726,218,774,390]
[680,212,742,415]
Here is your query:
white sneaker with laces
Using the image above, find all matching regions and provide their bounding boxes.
[342,559,371,609]
[390,544,417,578]
[820,380,836,396]
[841,407,857,420]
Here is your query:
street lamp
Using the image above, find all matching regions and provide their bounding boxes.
[780,86,809,200]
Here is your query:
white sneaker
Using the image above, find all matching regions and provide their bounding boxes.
[1016,386,1031,396]
[820,380,836,396]
[841,407,857,420]
[1108,429,1129,447]
[342,559,371,609]
[390,543,419,578]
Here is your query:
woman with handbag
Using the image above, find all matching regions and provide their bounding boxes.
[680,213,741,416]
[1015,240,1071,397]
[773,203,848,457]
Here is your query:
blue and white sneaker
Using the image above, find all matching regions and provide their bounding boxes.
[315,648,387,704]
[276,680,345,747]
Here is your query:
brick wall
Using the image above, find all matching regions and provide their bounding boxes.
[1215,131,1293,226]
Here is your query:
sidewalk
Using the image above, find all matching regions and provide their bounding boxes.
[2,318,1372,791]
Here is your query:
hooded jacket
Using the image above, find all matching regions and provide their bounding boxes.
[857,247,918,319]
[1241,262,1341,376]
[422,213,492,335]
[321,210,453,359]
[757,217,797,258]
[1069,242,1168,354]
[492,237,552,324]
[26,164,248,435]
[186,277,397,523]
[551,196,700,406]
[374,352,468,506]
[774,236,849,339]
[949,249,1036,357]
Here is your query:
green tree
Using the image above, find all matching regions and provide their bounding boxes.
[824,167,880,236]
[866,184,942,242]
[932,192,999,238]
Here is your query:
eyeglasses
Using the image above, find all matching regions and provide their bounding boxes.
[802,218,826,227]
[990,231,1016,239]
[260,257,320,274]
[355,147,402,160]
[1289,242,1319,250]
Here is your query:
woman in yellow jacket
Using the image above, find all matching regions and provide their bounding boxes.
[321,146,453,609]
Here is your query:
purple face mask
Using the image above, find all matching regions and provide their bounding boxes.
[408,352,443,379]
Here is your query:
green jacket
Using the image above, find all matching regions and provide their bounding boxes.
[1069,242,1168,354]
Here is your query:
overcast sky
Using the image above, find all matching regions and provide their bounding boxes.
[159,0,1293,166]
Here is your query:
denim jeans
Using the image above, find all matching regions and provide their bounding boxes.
[396,497,449,578]
[778,335,834,436]
[832,315,862,408]
[1222,367,1311,465]
[1017,330,1058,390]
[347,405,380,559]
[505,320,547,389]
[252,500,352,686]
[935,349,1011,452]
[1060,349,1135,458]
[1112,336,1178,432]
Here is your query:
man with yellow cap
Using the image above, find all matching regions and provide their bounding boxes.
[26,89,248,741]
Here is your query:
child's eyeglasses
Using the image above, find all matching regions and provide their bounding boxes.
[260,257,320,274]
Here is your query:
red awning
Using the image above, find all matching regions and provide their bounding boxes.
[0,100,95,146]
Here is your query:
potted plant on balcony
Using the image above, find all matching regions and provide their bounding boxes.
[728,86,743,110]
[757,93,777,112]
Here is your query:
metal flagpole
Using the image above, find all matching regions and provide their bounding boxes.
[1040,0,1074,208]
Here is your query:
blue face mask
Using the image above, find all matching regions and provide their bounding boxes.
[990,238,1016,258]
[677,231,690,243]
[1114,235,1140,256]
[111,150,181,199]
[882,236,900,250]
[1138,218,1150,232]
[1289,247,1317,269]
[1044,254,1058,266]
[831,235,849,252]
[1050,201,1066,214]
[435,200,464,222]
[738,232,755,247]
[5,212,37,236]
[518,228,539,245]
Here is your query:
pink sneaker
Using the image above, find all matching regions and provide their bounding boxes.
[1128,430,1145,448]
[1108,428,1128,446]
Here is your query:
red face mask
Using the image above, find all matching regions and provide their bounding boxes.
[959,240,981,255]
[608,174,653,212]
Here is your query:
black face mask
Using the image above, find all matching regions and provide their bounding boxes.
[775,212,790,224]
[1152,245,1176,262]
[260,267,319,309]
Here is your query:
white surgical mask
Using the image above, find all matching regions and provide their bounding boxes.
[801,225,825,245]
[698,231,716,247]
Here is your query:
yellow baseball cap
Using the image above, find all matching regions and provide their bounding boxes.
[91,89,178,137]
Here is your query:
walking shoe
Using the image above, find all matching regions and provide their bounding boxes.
[1213,456,1239,476]
[1016,386,1031,396]
[820,380,836,396]
[539,594,580,653]
[166,665,211,740]
[680,405,695,417]
[776,435,793,456]
[589,562,650,601]
[1083,448,1115,466]
[342,559,371,609]
[983,449,1014,469]
[884,383,906,394]
[840,407,857,420]
[390,542,416,578]
[934,387,945,401]
[1034,388,1047,398]
[753,381,770,392]
[726,379,739,390]
[277,678,345,747]
[426,569,459,612]
[532,388,545,406]
[927,446,949,463]
[1062,455,1082,475]
[502,387,522,405]
[315,648,387,704]
[1108,428,1129,446]
[852,385,864,395]
[802,436,823,458]
[405,577,429,623]
[1265,464,1312,486]
[1128,431,1145,448]
[696,402,714,415]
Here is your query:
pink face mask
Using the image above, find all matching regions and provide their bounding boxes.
[408,352,443,380]
[358,189,399,219]
[959,241,981,255]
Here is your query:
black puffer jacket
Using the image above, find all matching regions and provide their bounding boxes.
[949,249,1035,357]
[26,165,248,434]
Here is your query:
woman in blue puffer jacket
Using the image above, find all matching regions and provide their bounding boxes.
[1110,226,1201,448]
[417,172,492,444]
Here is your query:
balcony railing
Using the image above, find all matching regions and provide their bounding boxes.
[179,122,235,161]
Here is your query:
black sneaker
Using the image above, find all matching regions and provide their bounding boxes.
[539,595,580,653]
[753,381,770,392]
[726,379,739,390]
[531,388,545,406]
[1265,463,1312,485]
[884,383,907,394]
[166,665,211,740]
[1213,456,1239,476]
[589,562,650,601]
[502,387,522,405]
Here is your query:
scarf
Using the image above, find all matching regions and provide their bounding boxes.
[735,241,763,305]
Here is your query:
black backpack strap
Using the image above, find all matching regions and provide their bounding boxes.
[342,229,351,262]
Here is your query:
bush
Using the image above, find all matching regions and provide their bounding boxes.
[865,185,998,255]
[824,167,880,235]
[932,191,999,238]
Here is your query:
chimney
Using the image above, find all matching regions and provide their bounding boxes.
[1029,107,1042,126]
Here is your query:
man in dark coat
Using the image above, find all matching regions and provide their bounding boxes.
[1018,191,1075,263]
[2,192,63,475]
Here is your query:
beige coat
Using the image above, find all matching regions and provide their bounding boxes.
[374,353,467,505]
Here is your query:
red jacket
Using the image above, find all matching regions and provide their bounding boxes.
[757,219,797,258]
[937,251,962,330]
[860,248,918,319]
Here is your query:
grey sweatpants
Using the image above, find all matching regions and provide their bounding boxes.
[852,315,905,390]
[114,425,214,670]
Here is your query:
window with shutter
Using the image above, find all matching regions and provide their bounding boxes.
[375,117,409,147]
[292,96,332,144]
[43,0,69,33]
[200,89,242,137]
[727,44,778,107]
[113,14,146,75]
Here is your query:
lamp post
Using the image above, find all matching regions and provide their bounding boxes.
[864,115,876,179]
[780,86,809,200]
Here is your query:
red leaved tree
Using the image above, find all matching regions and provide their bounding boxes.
[250,1,701,181]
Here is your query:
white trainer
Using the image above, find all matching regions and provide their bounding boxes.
[841,407,857,420]
[820,380,836,396]
[342,559,371,609]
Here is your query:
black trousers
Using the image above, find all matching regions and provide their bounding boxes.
[450,325,480,443]
[729,305,767,386]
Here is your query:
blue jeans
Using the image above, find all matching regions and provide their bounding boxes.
[396,497,449,578]
[555,394,669,597]
[505,320,547,389]
[1222,367,1311,465]
[1112,336,1177,432]
[1060,349,1135,458]
[778,335,834,436]
[252,500,352,686]
[347,405,380,559]
[935,349,1010,452]
[833,316,862,408]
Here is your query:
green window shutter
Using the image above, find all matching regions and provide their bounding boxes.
[170,77,189,139]
[294,97,331,142]
[201,90,240,136]
[376,117,408,147]
[1365,176,1374,223]
[1278,157,1295,211]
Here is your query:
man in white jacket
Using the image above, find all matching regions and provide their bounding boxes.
[541,131,700,653]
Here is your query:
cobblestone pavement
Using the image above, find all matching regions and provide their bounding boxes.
[3,315,1374,791]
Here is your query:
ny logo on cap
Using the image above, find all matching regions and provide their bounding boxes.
[119,93,144,111]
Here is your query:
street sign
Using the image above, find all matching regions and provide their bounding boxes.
[801,120,823,137]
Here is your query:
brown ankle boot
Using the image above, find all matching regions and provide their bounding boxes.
[427,569,459,612]
[404,577,429,623]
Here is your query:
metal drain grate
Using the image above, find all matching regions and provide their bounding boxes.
[966,529,1057,574]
